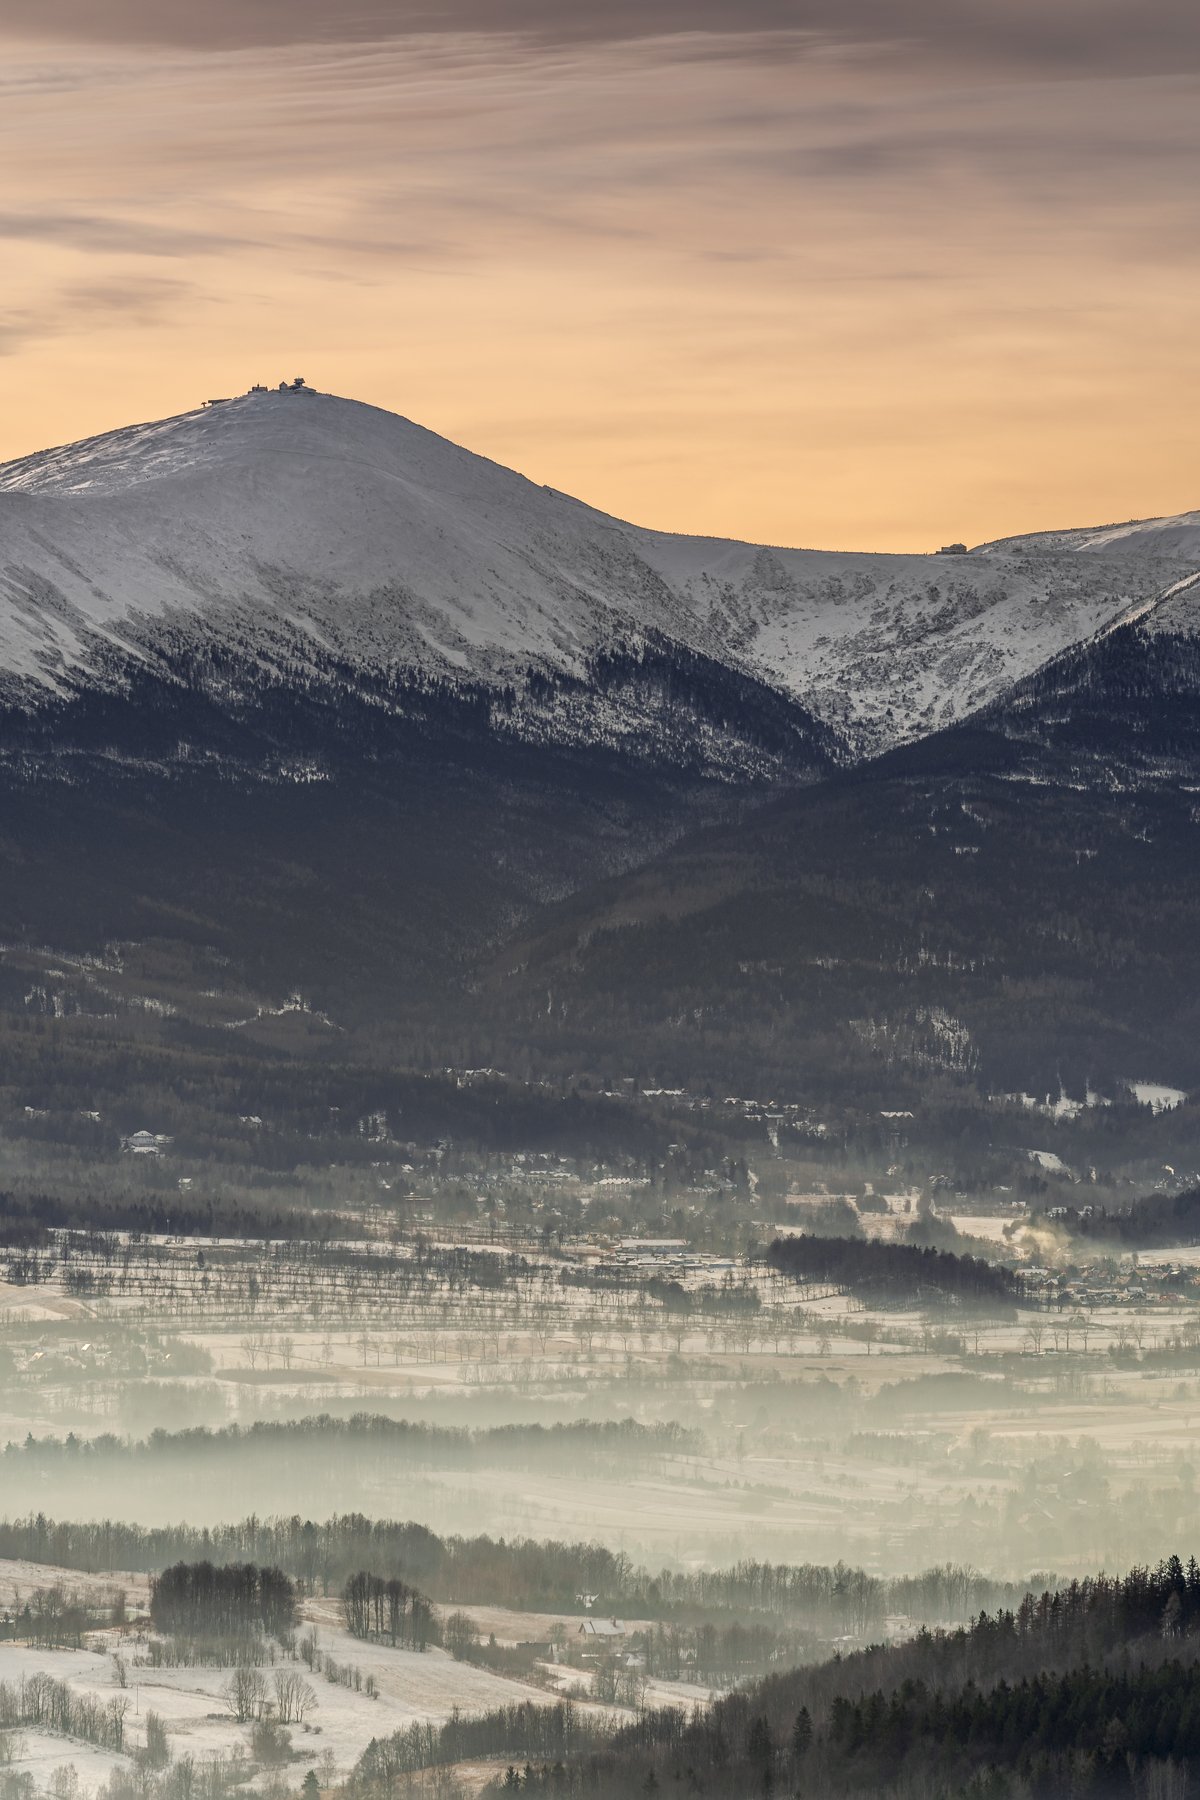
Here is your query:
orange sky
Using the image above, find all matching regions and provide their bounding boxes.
[1,6,1198,551]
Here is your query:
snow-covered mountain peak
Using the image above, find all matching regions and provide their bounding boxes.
[0,386,688,696]
[0,387,1195,751]
[0,386,561,513]
[0,391,268,498]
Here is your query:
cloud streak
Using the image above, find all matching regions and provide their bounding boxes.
[0,211,253,257]
[1,0,1199,76]
[0,9,1198,551]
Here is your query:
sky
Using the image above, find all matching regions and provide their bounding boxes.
[1,1,1198,551]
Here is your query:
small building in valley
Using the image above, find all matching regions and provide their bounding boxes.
[123,1128,168,1155]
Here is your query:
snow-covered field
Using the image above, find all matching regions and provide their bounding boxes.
[0,1564,150,1610]
[1126,1082,1189,1113]
[6,1729,128,1792]
[0,1605,600,1796]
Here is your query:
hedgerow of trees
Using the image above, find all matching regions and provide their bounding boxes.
[149,1562,296,1641]
[767,1233,1021,1304]
[341,1571,435,1650]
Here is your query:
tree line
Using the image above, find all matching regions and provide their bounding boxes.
[0,1188,341,1247]
[1056,1187,1200,1250]
[533,1555,1200,1798]
[0,1583,109,1648]
[3,1414,696,1480]
[149,1561,297,1641]
[341,1571,435,1649]
[0,1510,1037,1632]
[0,1673,130,1754]
[818,1657,1200,1796]
[766,1232,1022,1304]
[348,1701,612,1791]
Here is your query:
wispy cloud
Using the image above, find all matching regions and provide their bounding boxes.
[1,0,1198,77]
[0,211,253,257]
[0,274,200,356]
[0,9,1198,550]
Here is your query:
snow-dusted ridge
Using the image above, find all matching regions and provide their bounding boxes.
[0,386,1194,753]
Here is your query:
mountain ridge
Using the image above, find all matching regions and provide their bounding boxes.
[2,386,1199,1100]
[2,385,1191,755]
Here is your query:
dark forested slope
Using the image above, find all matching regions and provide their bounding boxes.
[475,613,1200,1096]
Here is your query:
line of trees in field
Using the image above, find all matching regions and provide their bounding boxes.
[0,1188,342,1248]
[3,1415,696,1478]
[149,1562,297,1641]
[766,1233,1022,1304]
[348,1701,612,1791]
[341,1571,435,1649]
[2,1231,533,1301]
[0,1512,1038,1632]
[220,1663,317,1725]
[0,1673,130,1752]
[0,1583,114,1648]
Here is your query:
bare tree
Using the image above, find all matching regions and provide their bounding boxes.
[223,1665,268,1723]
[273,1670,317,1725]
[107,1698,129,1752]
[443,1612,478,1660]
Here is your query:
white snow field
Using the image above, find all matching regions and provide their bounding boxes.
[0,1609,600,1794]
[1,385,1194,751]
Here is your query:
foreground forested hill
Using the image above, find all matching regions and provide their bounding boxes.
[448,1556,1200,1799]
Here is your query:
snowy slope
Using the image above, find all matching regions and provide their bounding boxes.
[0,389,712,693]
[978,509,1200,558]
[0,387,1193,752]
[629,531,1190,751]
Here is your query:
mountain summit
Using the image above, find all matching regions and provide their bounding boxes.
[2,384,1190,752]
[1,385,1199,1087]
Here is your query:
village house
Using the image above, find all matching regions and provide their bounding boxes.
[122,1129,165,1155]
